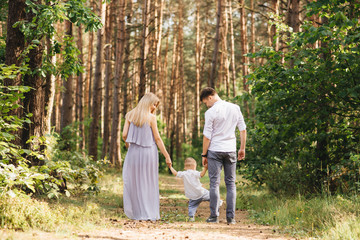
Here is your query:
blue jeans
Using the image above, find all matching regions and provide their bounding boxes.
[207,150,237,218]
[188,190,210,217]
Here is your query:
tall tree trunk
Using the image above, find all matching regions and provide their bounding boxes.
[89,0,106,159]
[61,20,74,135]
[289,0,300,32]
[272,0,279,51]
[229,0,237,97]
[122,0,133,117]
[177,0,185,157]
[76,25,85,150]
[209,0,222,88]
[155,0,164,96]
[21,0,45,165]
[85,0,96,120]
[222,0,230,97]
[149,0,157,93]
[161,32,169,129]
[101,1,114,160]
[239,0,248,89]
[167,31,178,161]
[5,0,27,148]
[85,35,94,119]
[109,0,127,166]
[138,0,151,100]
[250,0,255,60]
[44,34,56,136]
[193,1,201,141]
[239,0,249,116]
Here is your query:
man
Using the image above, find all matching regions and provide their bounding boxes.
[200,87,247,224]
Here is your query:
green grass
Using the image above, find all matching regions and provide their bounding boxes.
[235,183,360,239]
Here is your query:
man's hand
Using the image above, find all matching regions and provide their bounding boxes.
[202,157,208,166]
[238,149,245,161]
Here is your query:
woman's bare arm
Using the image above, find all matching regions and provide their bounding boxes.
[150,115,172,167]
[122,118,130,148]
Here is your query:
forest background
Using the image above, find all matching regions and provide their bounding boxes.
[0,0,360,238]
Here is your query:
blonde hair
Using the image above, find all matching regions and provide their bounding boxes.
[125,92,160,127]
[184,157,196,170]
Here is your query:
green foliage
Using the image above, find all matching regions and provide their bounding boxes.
[244,0,360,194]
[0,0,7,23]
[0,64,30,163]
[0,65,104,199]
[14,0,102,78]
[0,35,5,64]
[46,123,107,196]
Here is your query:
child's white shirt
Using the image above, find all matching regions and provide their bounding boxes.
[176,169,206,200]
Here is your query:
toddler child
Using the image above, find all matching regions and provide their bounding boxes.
[169,157,222,222]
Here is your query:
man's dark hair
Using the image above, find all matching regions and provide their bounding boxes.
[200,87,217,101]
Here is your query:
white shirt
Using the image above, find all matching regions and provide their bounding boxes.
[176,170,206,200]
[203,100,246,152]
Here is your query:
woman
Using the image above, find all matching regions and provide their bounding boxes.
[122,92,172,220]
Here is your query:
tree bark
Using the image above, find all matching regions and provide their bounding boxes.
[4,0,27,148]
[61,20,74,135]
[272,0,279,51]
[222,0,230,97]
[122,0,133,117]
[155,0,164,96]
[89,0,106,159]
[193,1,201,141]
[239,0,248,89]
[167,30,177,161]
[161,32,169,128]
[21,0,45,165]
[76,25,85,150]
[44,35,56,136]
[138,0,151,100]
[109,0,127,166]
[250,0,255,60]
[101,1,114,160]
[209,0,222,88]
[289,0,300,32]
[229,0,237,97]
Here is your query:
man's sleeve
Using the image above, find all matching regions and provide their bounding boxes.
[203,111,213,139]
[237,106,246,131]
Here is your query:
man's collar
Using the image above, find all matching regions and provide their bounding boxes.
[213,99,222,106]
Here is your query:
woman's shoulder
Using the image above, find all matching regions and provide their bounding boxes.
[149,114,157,122]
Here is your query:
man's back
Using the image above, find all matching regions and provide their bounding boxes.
[203,100,246,152]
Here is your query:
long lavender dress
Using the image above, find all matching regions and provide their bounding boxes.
[122,122,160,220]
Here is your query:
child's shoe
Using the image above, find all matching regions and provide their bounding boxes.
[188,216,195,222]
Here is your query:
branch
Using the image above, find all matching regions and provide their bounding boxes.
[234,5,270,20]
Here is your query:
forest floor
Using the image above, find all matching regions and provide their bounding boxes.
[0,175,297,240]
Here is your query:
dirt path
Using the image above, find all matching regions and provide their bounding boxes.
[0,175,296,240]
[75,175,295,240]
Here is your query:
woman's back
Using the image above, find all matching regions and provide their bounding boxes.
[126,122,155,147]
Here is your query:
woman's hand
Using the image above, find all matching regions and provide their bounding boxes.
[166,156,172,168]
